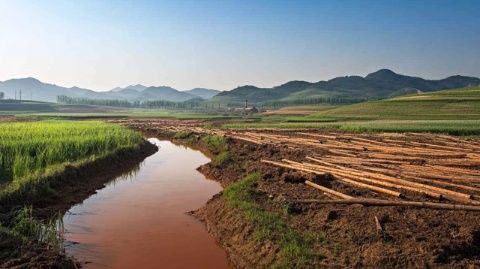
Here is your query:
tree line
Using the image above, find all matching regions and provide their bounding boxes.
[56,95,216,109]
[57,95,372,110]
[262,96,372,108]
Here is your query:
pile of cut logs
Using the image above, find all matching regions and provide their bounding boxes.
[232,131,480,211]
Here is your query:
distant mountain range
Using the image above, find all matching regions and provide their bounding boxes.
[0,79,221,103]
[0,69,478,105]
[212,69,480,105]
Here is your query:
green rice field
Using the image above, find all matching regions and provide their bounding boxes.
[0,121,143,200]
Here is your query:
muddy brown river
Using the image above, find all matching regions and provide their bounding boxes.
[63,138,230,268]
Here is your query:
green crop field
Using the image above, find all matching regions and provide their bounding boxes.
[223,87,480,135]
[312,86,480,120]
[0,121,143,201]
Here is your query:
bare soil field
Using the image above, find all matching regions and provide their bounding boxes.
[119,118,480,268]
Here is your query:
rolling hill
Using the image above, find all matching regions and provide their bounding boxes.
[312,86,480,120]
[212,69,480,106]
[185,88,221,99]
[1,70,478,106]
[0,79,218,103]
[0,78,106,103]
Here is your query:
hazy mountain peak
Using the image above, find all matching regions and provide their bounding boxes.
[126,84,147,91]
[185,88,221,99]
[213,69,480,105]
[365,69,398,80]
[111,84,147,92]
[6,77,42,84]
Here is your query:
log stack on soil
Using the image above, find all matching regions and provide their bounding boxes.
[255,130,480,210]
[120,119,480,268]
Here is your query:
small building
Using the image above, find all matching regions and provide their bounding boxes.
[233,99,258,114]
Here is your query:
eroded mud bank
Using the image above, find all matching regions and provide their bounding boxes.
[135,121,480,269]
[0,140,157,269]
[63,139,231,268]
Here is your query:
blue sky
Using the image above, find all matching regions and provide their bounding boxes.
[0,0,479,91]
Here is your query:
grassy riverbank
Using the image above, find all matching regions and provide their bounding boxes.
[0,120,150,267]
[0,121,143,202]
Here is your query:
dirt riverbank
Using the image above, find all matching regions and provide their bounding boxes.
[126,118,480,269]
[0,140,157,269]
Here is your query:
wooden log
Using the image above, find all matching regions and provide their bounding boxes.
[297,160,443,199]
[336,176,403,198]
[297,132,337,140]
[401,170,480,184]
[232,136,264,145]
[292,198,480,211]
[260,160,328,176]
[282,160,403,198]
[305,157,473,200]
[289,160,435,199]
[263,159,402,197]
[400,164,480,179]
[305,180,353,199]
[327,149,357,157]
[322,156,409,165]
[358,165,480,193]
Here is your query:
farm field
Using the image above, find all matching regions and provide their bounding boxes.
[0,121,143,199]
[4,86,480,135]
[123,118,480,268]
[0,101,237,120]
[1,87,480,268]
[0,120,154,268]
[222,86,480,135]
[3,1,480,268]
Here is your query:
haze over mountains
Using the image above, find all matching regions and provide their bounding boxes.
[0,69,478,105]
[0,79,221,103]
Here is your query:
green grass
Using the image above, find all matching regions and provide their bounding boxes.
[200,135,228,153]
[11,109,241,120]
[173,131,194,139]
[339,119,480,135]
[199,135,232,166]
[223,119,480,135]
[222,87,480,135]
[0,120,143,201]
[313,86,480,120]
[9,207,64,250]
[224,172,324,268]
[0,120,145,262]
[223,121,342,129]
[0,207,65,260]
[173,133,233,167]
[211,151,232,167]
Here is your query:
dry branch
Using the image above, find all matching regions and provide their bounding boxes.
[305,180,353,199]
[293,198,480,211]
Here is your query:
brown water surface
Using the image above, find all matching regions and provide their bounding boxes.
[63,138,230,269]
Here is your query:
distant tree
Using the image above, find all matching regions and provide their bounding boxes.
[0,92,4,99]
[57,95,132,107]
[56,95,208,110]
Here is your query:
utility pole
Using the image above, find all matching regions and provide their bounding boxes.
[19,90,22,101]
[15,90,17,100]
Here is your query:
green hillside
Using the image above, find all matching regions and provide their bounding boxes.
[223,87,480,135]
[212,69,480,106]
[312,86,480,120]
